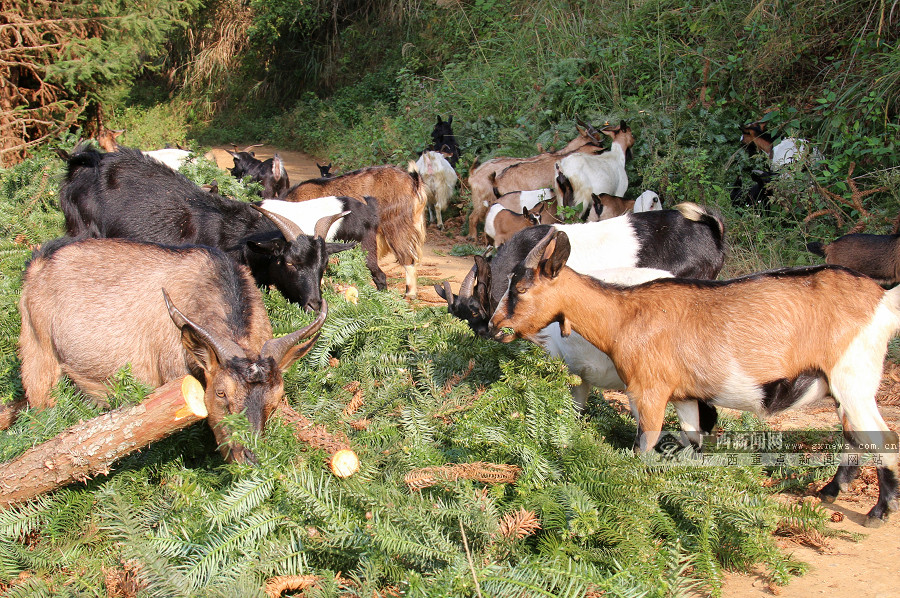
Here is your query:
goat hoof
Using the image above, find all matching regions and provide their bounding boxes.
[819,492,838,504]
[864,515,886,528]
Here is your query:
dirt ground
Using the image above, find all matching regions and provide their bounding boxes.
[212,145,900,598]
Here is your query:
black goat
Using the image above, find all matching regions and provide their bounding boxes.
[58,145,351,310]
[228,150,290,198]
[730,170,774,212]
[317,162,333,178]
[429,114,459,167]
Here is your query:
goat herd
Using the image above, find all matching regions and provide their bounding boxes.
[8,115,900,527]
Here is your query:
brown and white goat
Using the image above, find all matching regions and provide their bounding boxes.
[466,122,604,240]
[283,165,428,298]
[484,202,557,246]
[491,230,900,526]
[808,233,900,286]
[19,238,327,463]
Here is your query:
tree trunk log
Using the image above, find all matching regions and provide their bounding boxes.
[0,376,207,508]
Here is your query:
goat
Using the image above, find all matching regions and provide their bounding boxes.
[491,184,555,214]
[554,121,635,220]
[259,196,384,290]
[491,229,900,527]
[466,120,605,240]
[94,127,195,171]
[590,189,663,221]
[429,115,459,167]
[808,233,900,286]
[415,150,458,229]
[282,165,428,299]
[439,203,725,338]
[228,150,290,199]
[317,162,334,177]
[739,121,819,169]
[19,237,327,463]
[439,206,725,428]
[57,145,352,310]
[484,202,557,247]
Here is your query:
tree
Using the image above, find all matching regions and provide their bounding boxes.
[0,0,201,166]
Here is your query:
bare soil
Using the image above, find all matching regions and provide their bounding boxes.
[213,146,900,598]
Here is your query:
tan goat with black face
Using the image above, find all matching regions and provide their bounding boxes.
[490,229,900,527]
[19,238,327,463]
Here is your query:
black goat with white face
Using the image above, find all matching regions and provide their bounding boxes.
[58,145,351,310]
[228,149,290,198]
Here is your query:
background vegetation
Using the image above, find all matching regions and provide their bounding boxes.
[1,0,898,594]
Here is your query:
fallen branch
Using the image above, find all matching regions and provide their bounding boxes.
[405,462,521,490]
[0,376,207,508]
[264,575,321,597]
[277,403,360,478]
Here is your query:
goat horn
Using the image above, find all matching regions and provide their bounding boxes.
[252,204,305,241]
[524,230,557,270]
[442,281,455,307]
[162,288,241,364]
[261,300,328,363]
[458,264,477,298]
[242,143,264,153]
[314,210,350,240]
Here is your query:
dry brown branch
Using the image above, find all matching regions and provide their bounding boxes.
[277,403,360,477]
[808,162,888,232]
[441,359,475,396]
[497,508,541,539]
[342,381,364,415]
[404,462,521,490]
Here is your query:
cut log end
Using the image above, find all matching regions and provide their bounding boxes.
[176,375,207,419]
[329,448,360,478]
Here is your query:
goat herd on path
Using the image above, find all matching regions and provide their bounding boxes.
[6,115,900,527]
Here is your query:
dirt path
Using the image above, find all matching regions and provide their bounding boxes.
[209,146,900,597]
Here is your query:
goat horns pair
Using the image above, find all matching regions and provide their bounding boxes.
[439,263,477,308]
[163,289,328,365]
[252,206,349,242]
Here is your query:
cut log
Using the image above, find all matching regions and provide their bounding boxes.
[277,403,360,478]
[0,376,207,508]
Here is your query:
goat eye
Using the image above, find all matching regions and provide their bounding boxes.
[215,389,226,398]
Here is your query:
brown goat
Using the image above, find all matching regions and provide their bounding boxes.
[19,238,326,463]
[466,123,604,240]
[592,193,635,221]
[96,127,125,152]
[484,201,558,246]
[283,165,427,298]
[491,229,900,526]
[808,233,900,286]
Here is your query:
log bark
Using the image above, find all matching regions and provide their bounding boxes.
[0,376,207,508]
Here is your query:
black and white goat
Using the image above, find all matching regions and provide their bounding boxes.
[228,150,290,198]
[491,229,900,527]
[259,196,384,290]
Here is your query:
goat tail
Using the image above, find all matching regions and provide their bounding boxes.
[807,242,826,257]
[407,160,418,174]
[673,202,725,239]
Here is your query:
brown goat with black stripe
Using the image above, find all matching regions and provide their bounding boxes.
[491,229,900,527]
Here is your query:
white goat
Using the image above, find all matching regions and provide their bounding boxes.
[633,190,662,213]
[415,150,458,228]
[554,121,634,219]
[143,148,194,171]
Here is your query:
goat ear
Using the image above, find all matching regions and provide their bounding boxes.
[54,148,70,161]
[540,232,570,279]
[247,238,285,256]
[163,289,227,375]
[326,241,356,255]
[436,115,443,124]
[447,114,453,125]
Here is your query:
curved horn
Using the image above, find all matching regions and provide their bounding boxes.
[314,210,350,240]
[459,263,477,298]
[261,300,328,363]
[242,143,264,153]
[442,281,455,307]
[251,204,305,242]
[524,230,558,270]
[162,288,241,363]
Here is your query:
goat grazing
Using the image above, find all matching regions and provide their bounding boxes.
[259,196,384,290]
[228,149,290,198]
[808,233,900,286]
[415,150,458,229]
[554,121,635,219]
[491,229,900,526]
[58,145,351,310]
[466,120,605,240]
[282,165,428,299]
[491,184,555,214]
[429,115,460,167]
[19,237,327,463]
